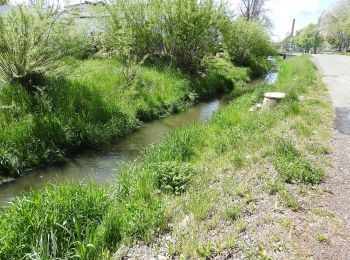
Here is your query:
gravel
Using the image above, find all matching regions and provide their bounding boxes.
[311,129,350,260]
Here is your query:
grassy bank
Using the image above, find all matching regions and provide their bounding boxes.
[0,56,333,258]
[0,57,249,181]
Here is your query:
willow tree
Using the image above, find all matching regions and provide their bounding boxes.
[0,0,82,90]
[105,0,229,75]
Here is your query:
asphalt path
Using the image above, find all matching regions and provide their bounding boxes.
[313,54,350,135]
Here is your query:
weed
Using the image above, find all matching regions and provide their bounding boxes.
[274,139,325,184]
[278,190,299,211]
[150,161,197,195]
[224,205,242,222]
[264,179,284,195]
[0,183,111,259]
[235,219,247,233]
[317,234,330,244]
[196,241,215,258]
[245,190,256,204]
[280,218,294,229]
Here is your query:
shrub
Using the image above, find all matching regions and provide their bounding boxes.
[0,0,81,89]
[223,18,275,76]
[105,0,228,75]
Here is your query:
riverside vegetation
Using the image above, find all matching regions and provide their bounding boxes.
[0,55,334,258]
[0,0,269,180]
[0,0,333,259]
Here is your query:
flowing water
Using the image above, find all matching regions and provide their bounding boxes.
[0,71,278,204]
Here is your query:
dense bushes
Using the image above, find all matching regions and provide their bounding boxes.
[105,0,229,75]
[223,18,275,76]
[0,1,81,89]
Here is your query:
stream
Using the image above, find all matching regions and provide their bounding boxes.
[0,71,278,204]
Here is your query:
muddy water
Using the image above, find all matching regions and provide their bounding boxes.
[0,71,278,203]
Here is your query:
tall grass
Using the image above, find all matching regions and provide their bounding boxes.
[0,183,111,259]
[0,57,248,179]
[0,56,331,258]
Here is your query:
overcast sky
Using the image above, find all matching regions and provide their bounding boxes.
[229,0,337,40]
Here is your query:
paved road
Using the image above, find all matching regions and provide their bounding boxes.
[313,55,350,134]
[312,54,350,259]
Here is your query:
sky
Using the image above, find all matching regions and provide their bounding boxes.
[229,0,337,40]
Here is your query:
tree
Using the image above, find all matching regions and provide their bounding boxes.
[223,18,275,76]
[323,0,350,52]
[106,0,229,75]
[294,24,323,53]
[0,0,82,90]
[239,0,272,28]
[0,0,8,6]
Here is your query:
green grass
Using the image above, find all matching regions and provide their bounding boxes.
[0,183,111,259]
[0,57,248,180]
[274,139,325,184]
[0,56,333,258]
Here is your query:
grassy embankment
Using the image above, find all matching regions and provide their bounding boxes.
[0,56,333,258]
[0,57,249,181]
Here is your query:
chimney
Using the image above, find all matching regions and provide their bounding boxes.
[291,19,296,37]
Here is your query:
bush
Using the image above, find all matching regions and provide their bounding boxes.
[0,0,81,89]
[105,0,228,75]
[223,18,275,77]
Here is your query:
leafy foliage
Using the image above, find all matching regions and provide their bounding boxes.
[223,18,275,76]
[0,184,111,259]
[105,0,229,75]
[150,161,197,195]
[322,0,350,52]
[0,0,81,89]
[294,24,322,53]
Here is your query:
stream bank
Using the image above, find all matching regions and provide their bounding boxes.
[0,68,277,203]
